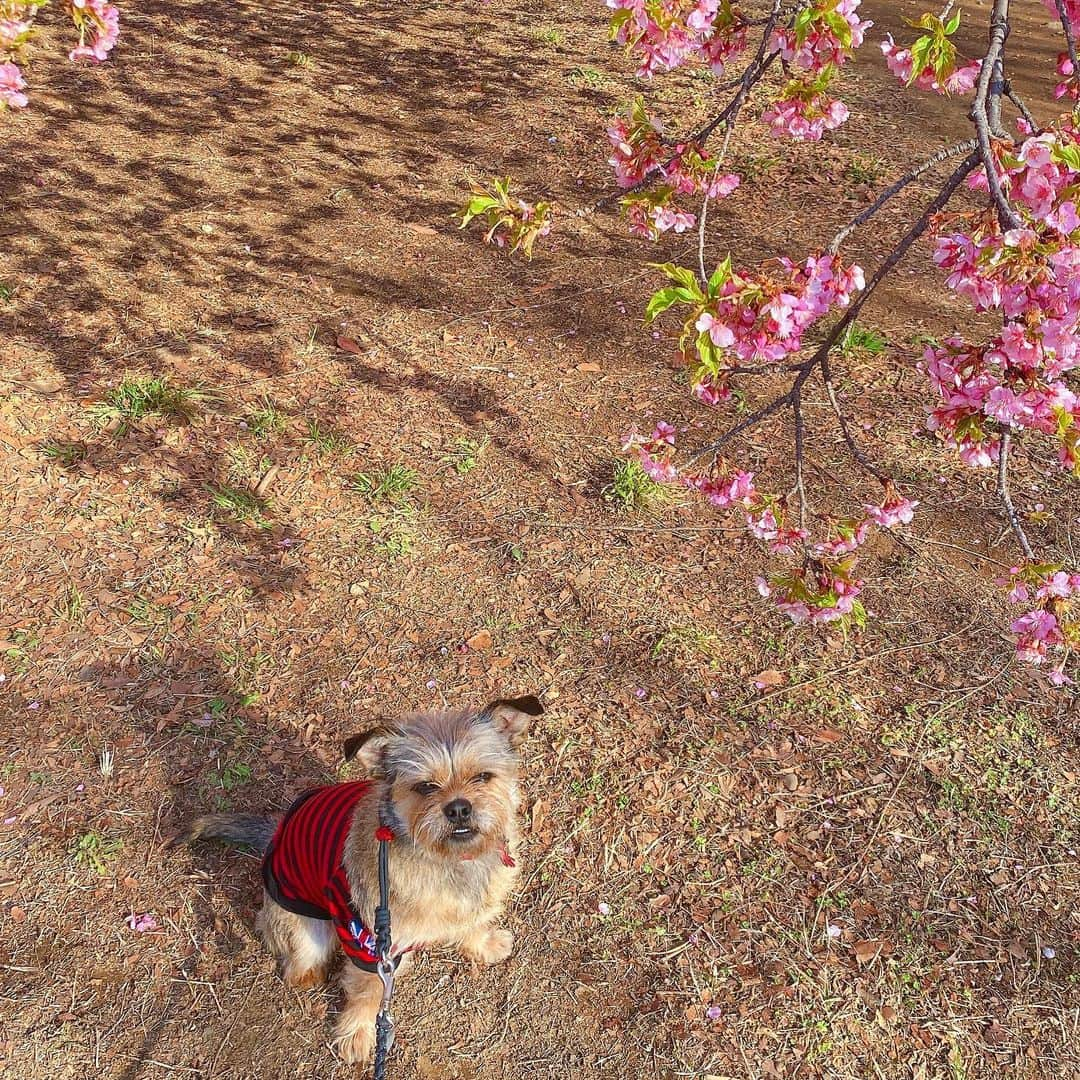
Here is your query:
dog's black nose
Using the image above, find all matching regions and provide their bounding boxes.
[443,798,473,823]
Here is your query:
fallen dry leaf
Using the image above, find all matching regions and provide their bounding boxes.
[336,335,365,356]
[754,668,784,690]
[466,629,493,651]
[854,939,893,965]
[24,377,65,394]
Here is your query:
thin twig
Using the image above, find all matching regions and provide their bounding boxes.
[697,122,737,285]
[820,352,891,484]
[1002,79,1039,132]
[828,139,977,253]
[1054,0,1080,76]
[742,613,984,712]
[697,177,712,285]
[969,0,1021,230]
[792,389,807,528]
[997,430,1035,559]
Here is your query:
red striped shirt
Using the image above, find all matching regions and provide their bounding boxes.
[262,781,389,970]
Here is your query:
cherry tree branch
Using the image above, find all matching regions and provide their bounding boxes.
[969,0,1021,231]
[697,123,737,284]
[997,431,1035,559]
[686,152,980,468]
[828,139,978,254]
[685,0,785,149]
[596,1,785,210]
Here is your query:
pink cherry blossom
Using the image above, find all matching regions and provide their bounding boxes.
[126,912,160,933]
[864,497,918,528]
[0,60,27,108]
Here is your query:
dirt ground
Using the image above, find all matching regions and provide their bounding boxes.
[1,1,1077,1077]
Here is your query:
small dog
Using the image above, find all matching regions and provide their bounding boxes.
[181,695,542,1065]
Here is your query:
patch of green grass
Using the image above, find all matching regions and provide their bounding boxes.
[569,65,607,89]
[245,397,287,439]
[352,464,418,502]
[369,514,415,558]
[603,458,667,510]
[55,585,86,624]
[303,419,352,455]
[74,831,123,875]
[225,443,273,484]
[441,436,489,476]
[207,485,270,527]
[218,761,253,791]
[220,648,271,694]
[122,594,172,631]
[844,153,885,185]
[652,625,723,668]
[534,27,564,47]
[92,376,206,432]
[4,629,40,675]
[733,151,783,181]
[40,440,88,468]
[838,322,888,357]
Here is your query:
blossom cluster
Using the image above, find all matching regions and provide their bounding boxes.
[1,0,118,109]
[646,254,863,405]
[68,0,119,63]
[927,127,1080,474]
[1,0,42,107]
[604,2,870,234]
[623,422,917,626]
[1055,53,1079,101]
[606,0,750,79]
[760,91,849,142]
[879,10,980,97]
[1005,564,1080,685]
[761,1,870,141]
[607,98,740,238]
[880,36,980,95]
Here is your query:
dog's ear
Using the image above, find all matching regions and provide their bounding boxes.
[484,695,543,746]
[342,724,397,772]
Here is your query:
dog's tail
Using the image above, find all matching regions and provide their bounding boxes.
[175,813,278,853]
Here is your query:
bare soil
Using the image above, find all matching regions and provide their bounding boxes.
[0,2,1077,1078]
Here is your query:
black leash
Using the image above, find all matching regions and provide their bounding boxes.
[373,828,395,1080]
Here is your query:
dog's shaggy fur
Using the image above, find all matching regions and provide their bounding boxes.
[181,695,541,1065]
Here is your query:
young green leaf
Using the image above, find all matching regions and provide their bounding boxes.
[645,286,696,323]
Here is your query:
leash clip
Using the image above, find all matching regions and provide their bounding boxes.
[376,956,395,1008]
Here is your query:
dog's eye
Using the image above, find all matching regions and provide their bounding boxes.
[471,772,494,784]
[412,782,440,797]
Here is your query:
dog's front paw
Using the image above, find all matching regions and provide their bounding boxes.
[285,963,327,989]
[332,1024,374,1066]
[464,926,514,965]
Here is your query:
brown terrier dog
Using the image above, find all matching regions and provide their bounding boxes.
[181,695,542,1065]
